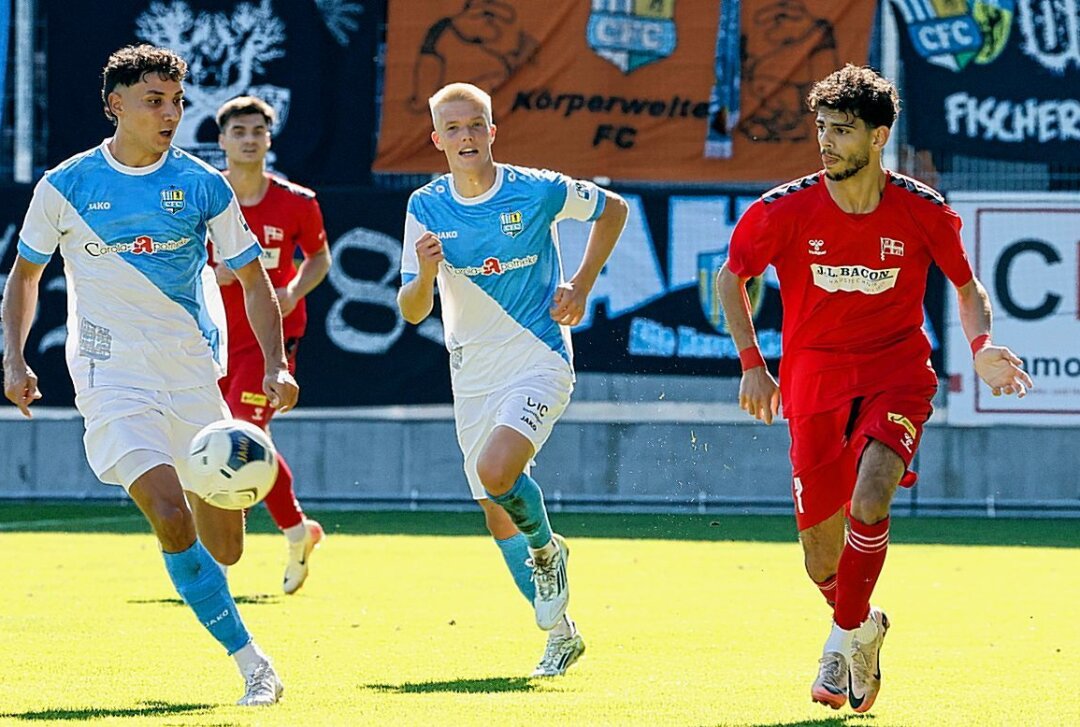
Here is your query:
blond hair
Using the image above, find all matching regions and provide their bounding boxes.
[428,83,493,127]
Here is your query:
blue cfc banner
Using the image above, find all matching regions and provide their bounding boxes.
[891,0,1080,162]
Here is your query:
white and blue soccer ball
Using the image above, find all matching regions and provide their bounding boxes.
[186,419,278,510]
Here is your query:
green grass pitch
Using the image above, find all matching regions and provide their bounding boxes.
[0,504,1077,726]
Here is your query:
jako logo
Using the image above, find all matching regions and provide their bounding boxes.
[87,201,111,211]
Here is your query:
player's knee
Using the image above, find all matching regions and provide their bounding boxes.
[476,458,517,497]
[850,484,893,524]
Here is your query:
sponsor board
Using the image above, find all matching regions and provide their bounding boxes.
[947,193,1080,425]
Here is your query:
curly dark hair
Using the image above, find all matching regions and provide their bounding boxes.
[807,64,900,129]
[101,44,188,124]
[215,95,277,132]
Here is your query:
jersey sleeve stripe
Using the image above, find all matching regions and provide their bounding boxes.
[223,242,262,270]
[17,239,51,264]
[586,191,607,222]
[401,271,418,285]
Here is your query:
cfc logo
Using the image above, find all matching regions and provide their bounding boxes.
[160,186,186,214]
[500,211,524,238]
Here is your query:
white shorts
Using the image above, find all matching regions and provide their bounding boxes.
[75,384,230,491]
[454,369,573,500]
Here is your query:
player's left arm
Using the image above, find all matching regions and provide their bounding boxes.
[955,278,1033,398]
[277,199,331,317]
[278,245,330,317]
[233,260,299,413]
[551,188,629,326]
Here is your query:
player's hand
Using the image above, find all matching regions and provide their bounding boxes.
[975,345,1033,398]
[3,360,42,418]
[414,232,445,280]
[263,367,299,413]
[275,286,299,317]
[739,366,780,425]
[550,281,588,326]
[215,265,237,287]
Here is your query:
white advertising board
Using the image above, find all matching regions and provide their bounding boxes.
[947,194,1080,426]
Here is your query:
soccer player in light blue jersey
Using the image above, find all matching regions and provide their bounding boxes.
[1,45,296,706]
[397,82,628,677]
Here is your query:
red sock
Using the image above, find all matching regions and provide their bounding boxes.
[833,516,889,630]
[814,574,837,609]
[261,452,304,530]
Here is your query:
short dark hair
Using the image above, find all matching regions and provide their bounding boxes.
[101,45,188,124]
[807,64,900,129]
[216,96,277,132]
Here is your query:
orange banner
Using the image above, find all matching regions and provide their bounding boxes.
[374,0,878,183]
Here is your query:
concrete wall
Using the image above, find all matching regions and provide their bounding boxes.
[2,382,1077,517]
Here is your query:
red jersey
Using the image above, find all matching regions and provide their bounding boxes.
[727,171,974,417]
[211,175,327,350]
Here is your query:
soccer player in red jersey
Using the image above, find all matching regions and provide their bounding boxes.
[210,95,332,594]
[717,66,1033,713]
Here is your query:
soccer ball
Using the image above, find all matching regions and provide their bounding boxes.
[185,419,279,510]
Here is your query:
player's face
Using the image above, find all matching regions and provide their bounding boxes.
[219,113,272,166]
[816,108,878,182]
[109,74,184,156]
[431,100,496,172]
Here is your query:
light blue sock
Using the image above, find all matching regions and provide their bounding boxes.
[494,533,535,602]
[162,539,252,655]
[489,474,553,550]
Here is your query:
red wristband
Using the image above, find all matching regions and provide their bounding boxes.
[739,346,766,372]
[970,333,991,358]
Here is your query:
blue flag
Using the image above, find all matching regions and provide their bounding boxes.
[705,0,741,159]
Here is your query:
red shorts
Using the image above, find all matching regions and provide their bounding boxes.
[787,385,936,531]
[218,338,299,429]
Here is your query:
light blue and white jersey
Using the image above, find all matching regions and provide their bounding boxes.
[402,164,606,397]
[17,140,261,394]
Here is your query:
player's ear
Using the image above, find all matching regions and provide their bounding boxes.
[107,91,124,120]
[489,123,497,144]
[431,130,444,151]
[218,133,226,151]
[873,124,890,151]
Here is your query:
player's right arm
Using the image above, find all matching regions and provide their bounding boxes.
[3,177,64,417]
[716,201,780,425]
[397,200,443,324]
[397,232,444,324]
[2,257,46,418]
[717,264,780,424]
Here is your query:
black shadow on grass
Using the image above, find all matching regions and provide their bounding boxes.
[366,677,537,694]
[0,701,213,721]
[127,594,280,606]
[701,717,873,727]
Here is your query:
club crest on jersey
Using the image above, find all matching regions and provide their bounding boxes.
[500,210,524,238]
[160,186,186,214]
[880,236,905,260]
